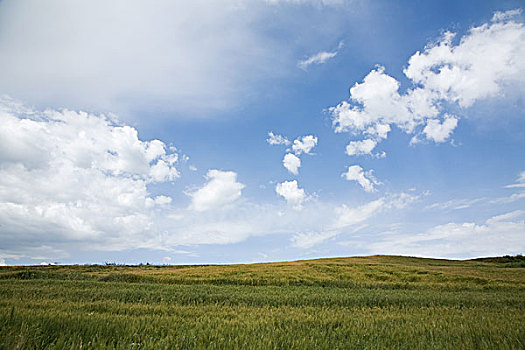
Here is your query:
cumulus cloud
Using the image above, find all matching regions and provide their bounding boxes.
[341,165,381,192]
[275,180,307,210]
[0,97,180,254]
[330,12,525,148]
[422,115,458,143]
[146,195,172,208]
[370,210,525,258]
[283,153,301,175]
[0,100,431,261]
[292,135,318,155]
[267,132,291,146]
[345,138,377,156]
[188,170,245,212]
[267,133,317,173]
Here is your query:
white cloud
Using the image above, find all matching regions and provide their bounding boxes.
[422,115,458,143]
[426,197,485,211]
[341,165,381,192]
[298,52,336,70]
[334,199,384,229]
[4,100,423,259]
[283,153,301,175]
[404,20,525,107]
[269,133,317,174]
[0,258,6,266]
[0,0,293,116]
[330,13,525,149]
[291,192,419,248]
[505,171,525,188]
[486,210,524,223]
[0,97,181,254]
[370,210,525,258]
[0,102,180,184]
[188,169,245,212]
[0,98,426,258]
[365,123,391,140]
[290,230,339,249]
[146,195,172,208]
[492,9,522,23]
[275,180,307,210]
[334,193,417,229]
[168,220,255,245]
[267,132,291,146]
[490,192,525,204]
[345,138,377,156]
[298,41,343,70]
[292,135,318,155]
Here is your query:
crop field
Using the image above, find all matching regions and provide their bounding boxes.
[0,255,524,349]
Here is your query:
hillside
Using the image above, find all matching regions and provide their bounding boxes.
[1,255,524,349]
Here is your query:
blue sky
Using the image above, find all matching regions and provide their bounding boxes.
[0,0,524,265]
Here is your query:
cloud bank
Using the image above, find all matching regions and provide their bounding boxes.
[0,97,180,254]
[0,0,291,117]
[370,210,525,258]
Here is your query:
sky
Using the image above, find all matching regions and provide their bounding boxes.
[0,0,524,265]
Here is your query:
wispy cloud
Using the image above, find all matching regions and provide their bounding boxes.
[426,197,485,211]
[369,210,525,259]
[490,192,525,204]
[298,41,343,70]
[505,171,525,188]
[290,193,419,249]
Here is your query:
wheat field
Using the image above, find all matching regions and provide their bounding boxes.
[1,255,524,349]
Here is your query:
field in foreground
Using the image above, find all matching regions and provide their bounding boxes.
[0,255,524,349]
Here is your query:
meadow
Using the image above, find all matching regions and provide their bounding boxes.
[0,255,524,349]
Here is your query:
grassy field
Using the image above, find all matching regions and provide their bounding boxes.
[0,255,524,349]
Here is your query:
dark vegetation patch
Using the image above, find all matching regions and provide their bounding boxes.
[472,254,525,267]
[0,270,92,281]
[98,273,151,283]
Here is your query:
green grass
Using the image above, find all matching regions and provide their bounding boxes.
[0,255,524,349]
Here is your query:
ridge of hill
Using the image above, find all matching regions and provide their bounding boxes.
[1,255,524,290]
